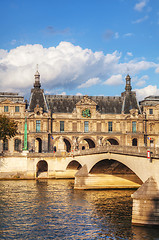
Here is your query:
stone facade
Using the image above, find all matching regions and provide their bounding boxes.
[0,71,158,154]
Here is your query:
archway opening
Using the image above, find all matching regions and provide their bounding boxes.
[35,138,42,153]
[36,160,48,177]
[107,138,119,145]
[81,138,95,150]
[66,160,82,170]
[89,159,142,186]
[63,138,71,152]
[132,138,137,146]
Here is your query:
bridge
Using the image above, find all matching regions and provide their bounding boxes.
[1,144,159,226]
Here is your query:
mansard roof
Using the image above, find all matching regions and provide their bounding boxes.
[45,92,140,114]
[28,72,140,114]
[45,95,124,114]
[0,92,24,103]
[45,75,140,114]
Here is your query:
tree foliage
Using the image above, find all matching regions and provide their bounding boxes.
[0,115,18,141]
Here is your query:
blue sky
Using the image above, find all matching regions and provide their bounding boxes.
[0,0,159,100]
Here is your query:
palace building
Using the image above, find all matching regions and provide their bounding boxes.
[0,71,158,154]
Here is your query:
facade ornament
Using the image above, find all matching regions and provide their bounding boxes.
[82,108,91,118]
[97,136,103,147]
[72,136,79,150]
[76,95,97,106]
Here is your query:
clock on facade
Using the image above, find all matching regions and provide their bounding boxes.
[82,109,91,118]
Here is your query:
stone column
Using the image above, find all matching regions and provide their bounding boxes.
[132,176,159,226]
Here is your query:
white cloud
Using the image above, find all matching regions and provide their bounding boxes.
[0,41,158,95]
[135,75,149,86]
[136,85,159,100]
[132,15,149,24]
[58,91,66,95]
[123,33,134,37]
[76,92,83,96]
[78,77,101,89]
[134,0,148,12]
[103,74,124,86]
[127,52,133,57]
[136,80,146,87]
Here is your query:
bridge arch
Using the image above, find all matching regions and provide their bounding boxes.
[89,158,142,185]
[66,160,82,170]
[103,137,119,145]
[36,160,48,177]
[79,136,96,150]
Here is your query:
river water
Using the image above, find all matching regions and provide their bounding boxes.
[0,180,159,240]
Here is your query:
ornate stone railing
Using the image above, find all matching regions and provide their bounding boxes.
[71,145,159,159]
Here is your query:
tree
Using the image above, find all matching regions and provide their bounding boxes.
[0,115,18,141]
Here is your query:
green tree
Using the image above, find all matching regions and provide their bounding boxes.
[0,115,18,141]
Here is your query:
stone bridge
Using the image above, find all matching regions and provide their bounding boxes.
[1,145,159,226]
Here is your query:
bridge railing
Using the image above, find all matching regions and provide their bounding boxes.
[71,145,159,158]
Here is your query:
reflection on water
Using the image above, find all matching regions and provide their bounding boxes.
[0,180,159,239]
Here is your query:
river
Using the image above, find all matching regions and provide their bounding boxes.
[0,180,159,240]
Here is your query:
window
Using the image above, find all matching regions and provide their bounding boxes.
[36,120,41,132]
[132,121,136,133]
[4,106,8,112]
[108,122,113,132]
[3,139,8,151]
[14,139,21,151]
[60,121,64,132]
[15,106,19,112]
[84,121,89,132]
[149,109,153,115]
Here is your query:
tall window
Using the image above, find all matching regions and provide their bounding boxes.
[84,121,89,132]
[132,121,136,133]
[36,120,41,132]
[108,121,113,132]
[149,109,153,115]
[60,121,64,132]
[3,139,8,151]
[4,106,8,112]
[15,106,19,112]
[14,139,21,151]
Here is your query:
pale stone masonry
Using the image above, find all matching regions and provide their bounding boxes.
[132,177,159,226]
[0,71,159,154]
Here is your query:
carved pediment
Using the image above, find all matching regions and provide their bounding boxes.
[34,104,43,115]
[76,95,97,106]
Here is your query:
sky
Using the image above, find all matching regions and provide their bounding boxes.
[0,0,159,101]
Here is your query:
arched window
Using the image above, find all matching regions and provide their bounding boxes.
[3,139,8,151]
[14,139,21,152]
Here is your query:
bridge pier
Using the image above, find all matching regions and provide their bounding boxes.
[132,177,159,226]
